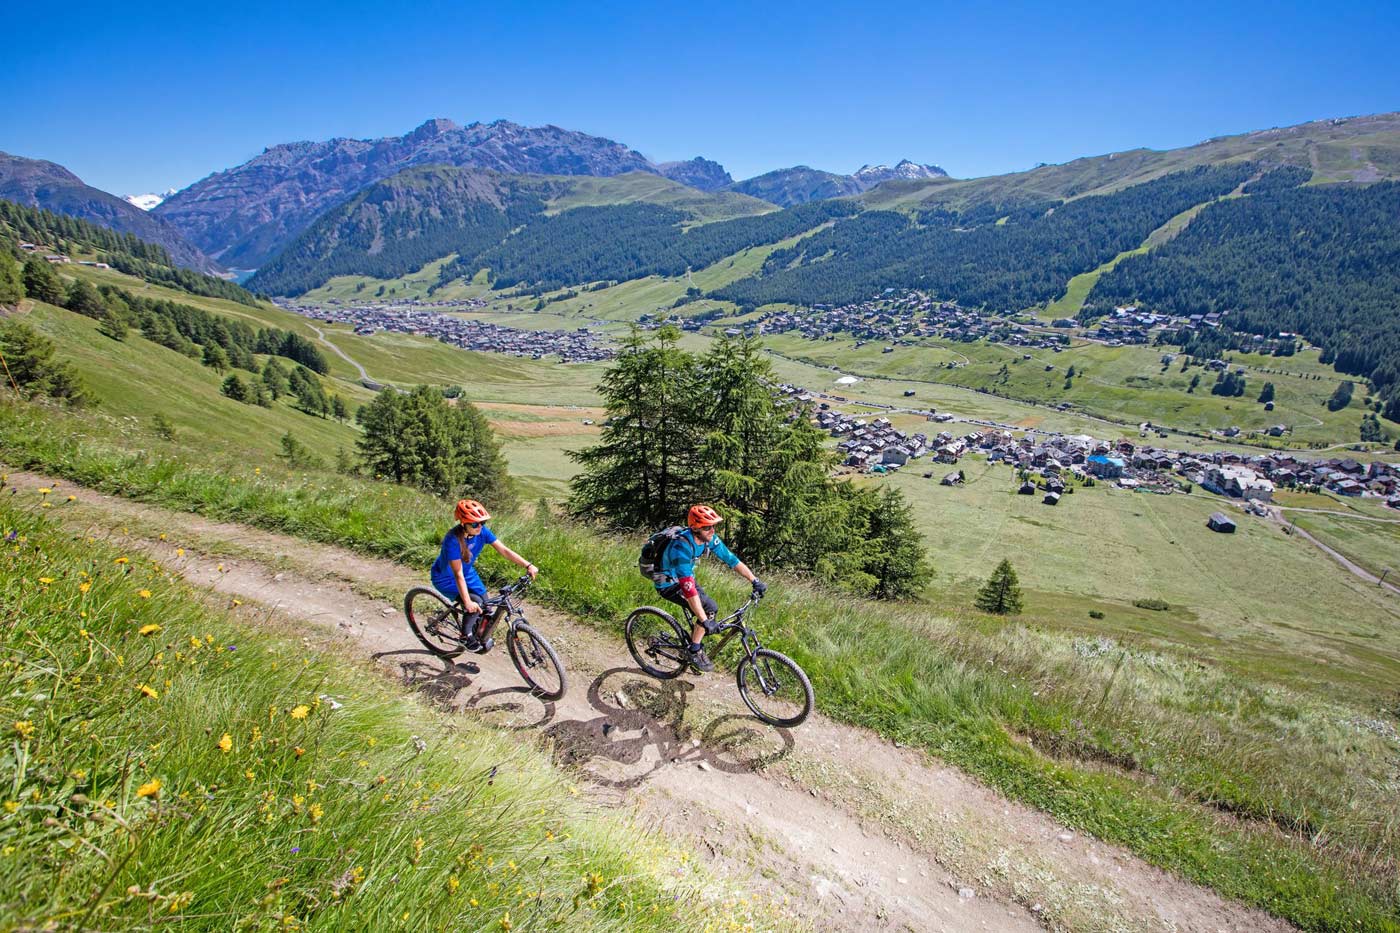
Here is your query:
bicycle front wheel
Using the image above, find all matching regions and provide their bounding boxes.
[625,607,689,679]
[507,622,567,701]
[404,587,464,659]
[736,649,813,727]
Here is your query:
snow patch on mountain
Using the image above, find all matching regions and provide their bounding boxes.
[852,160,948,185]
[125,188,177,211]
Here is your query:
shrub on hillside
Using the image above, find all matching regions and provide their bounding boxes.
[0,319,90,406]
[1133,597,1170,611]
[357,384,512,508]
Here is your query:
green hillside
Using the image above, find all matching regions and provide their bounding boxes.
[4,338,1400,929]
[859,111,1400,211]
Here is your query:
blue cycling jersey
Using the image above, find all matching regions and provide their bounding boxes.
[654,528,739,590]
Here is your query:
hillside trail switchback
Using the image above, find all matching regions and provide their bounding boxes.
[7,469,1292,933]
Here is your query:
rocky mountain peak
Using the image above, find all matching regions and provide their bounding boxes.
[658,157,733,191]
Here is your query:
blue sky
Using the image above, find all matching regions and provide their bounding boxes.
[6,0,1399,196]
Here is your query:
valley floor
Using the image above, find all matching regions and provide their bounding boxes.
[4,467,1293,932]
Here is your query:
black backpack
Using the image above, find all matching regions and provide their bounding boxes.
[639,526,686,582]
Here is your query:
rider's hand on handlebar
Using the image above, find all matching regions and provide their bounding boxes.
[702,615,721,635]
[751,578,768,598]
[525,562,538,580]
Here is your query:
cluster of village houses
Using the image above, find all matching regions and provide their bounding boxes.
[779,383,1400,510]
[744,289,1273,353]
[751,290,1066,352]
[277,300,614,363]
[18,243,110,268]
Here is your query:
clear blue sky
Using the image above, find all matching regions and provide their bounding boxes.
[6,0,1399,196]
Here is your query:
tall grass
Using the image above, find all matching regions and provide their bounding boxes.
[2,399,1398,930]
[0,500,781,930]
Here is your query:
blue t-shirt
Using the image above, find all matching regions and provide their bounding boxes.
[655,528,740,590]
[430,525,497,598]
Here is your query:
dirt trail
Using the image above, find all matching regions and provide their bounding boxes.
[8,470,1293,933]
[306,321,371,382]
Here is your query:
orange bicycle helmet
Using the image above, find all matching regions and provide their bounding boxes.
[687,504,723,530]
[455,499,491,524]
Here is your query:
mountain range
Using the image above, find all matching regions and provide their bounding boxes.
[0,152,217,272]
[7,111,1400,291]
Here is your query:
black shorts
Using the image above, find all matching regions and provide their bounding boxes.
[658,581,717,620]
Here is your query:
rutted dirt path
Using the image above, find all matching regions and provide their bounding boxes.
[8,470,1293,933]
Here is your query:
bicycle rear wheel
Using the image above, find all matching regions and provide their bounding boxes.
[507,622,567,701]
[404,587,465,659]
[625,607,689,679]
[736,649,813,727]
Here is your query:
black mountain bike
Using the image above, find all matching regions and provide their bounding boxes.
[624,593,813,727]
[404,576,567,701]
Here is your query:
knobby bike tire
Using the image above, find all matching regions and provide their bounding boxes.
[624,607,690,679]
[404,586,464,659]
[507,622,567,701]
[736,648,814,727]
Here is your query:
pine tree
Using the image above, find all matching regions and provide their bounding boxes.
[221,373,250,403]
[65,278,106,319]
[863,486,934,599]
[569,326,701,528]
[0,318,90,405]
[22,257,64,304]
[975,559,1024,615]
[1258,381,1275,404]
[262,358,289,399]
[202,343,229,373]
[331,395,348,422]
[0,251,23,306]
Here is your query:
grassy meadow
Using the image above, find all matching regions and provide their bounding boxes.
[0,499,778,931]
[2,387,1399,928]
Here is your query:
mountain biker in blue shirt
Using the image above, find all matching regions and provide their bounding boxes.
[655,504,766,673]
[431,499,537,647]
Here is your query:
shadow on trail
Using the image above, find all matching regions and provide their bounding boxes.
[374,648,793,791]
[542,667,794,790]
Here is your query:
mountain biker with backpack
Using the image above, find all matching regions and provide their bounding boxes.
[430,499,537,648]
[645,505,766,673]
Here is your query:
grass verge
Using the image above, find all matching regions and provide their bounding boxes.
[0,497,780,930]
[1,399,1398,930]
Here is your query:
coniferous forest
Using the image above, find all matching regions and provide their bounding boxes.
[0,200,259,306]
[1090,180,1400,394]
[712,164,1254,309]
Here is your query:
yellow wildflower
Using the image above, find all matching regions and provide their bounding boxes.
[136,779,161,798]
[114,557,129,565]
[2,801,18,813]
[289,705,310,720]
[159,533,167,540]
[176,548,185,557]
[39,577,54,585]
[66,495,76,502]
[13,721,34,740]
[216,734,232,753]
[38,487,51,495]
[138,590,153,600]
[139,623,161,636]
[447,875,460,894]
[137,684,159,699]
[79,582,91,594]
[293,746,305,758]
[308,802,323,823]
[244,770,256,782]
[499,912,512,931]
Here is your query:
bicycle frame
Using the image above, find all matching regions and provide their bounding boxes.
[679,596,764,661]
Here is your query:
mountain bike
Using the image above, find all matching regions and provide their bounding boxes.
[404,576,566,701]
[624,592,813,727]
